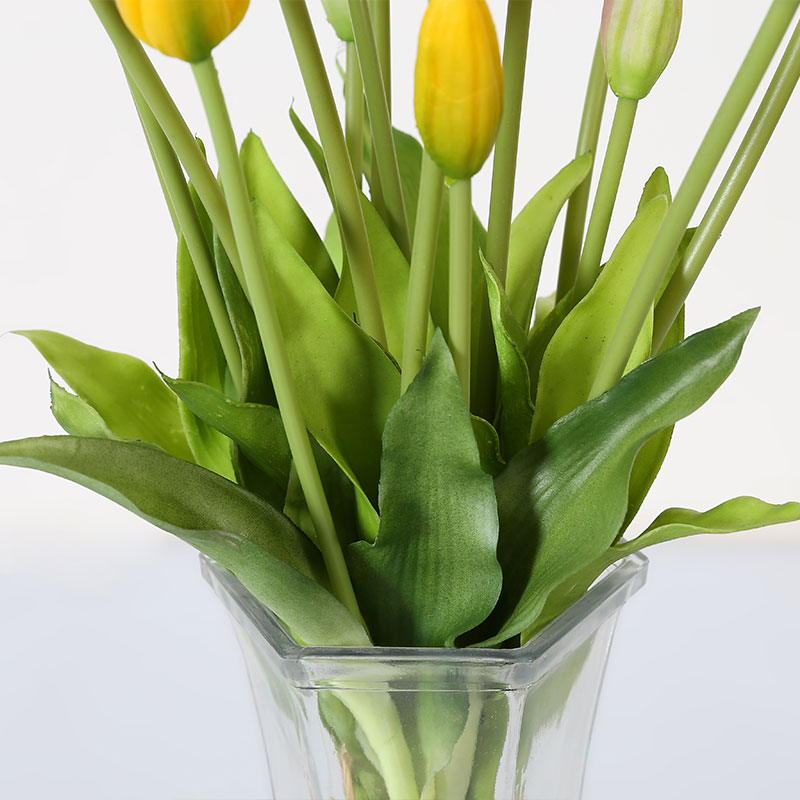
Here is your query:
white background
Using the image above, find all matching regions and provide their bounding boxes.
[1,1,799,798]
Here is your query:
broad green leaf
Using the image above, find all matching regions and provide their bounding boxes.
[0,436,368,646]
[482,255,534,459]
[349,332,501,647]
[50,379,115,439]
[162,377,290,509]
[241,132,338,295]
[478,309,759,646]
[177,232,235,479]
[531,496,800,638]
[335,194,429,362]
[289,107,333,201]
[531,195,668,440]
[506,153,593,329]
[16,330,192,462]
[252,200,400,505]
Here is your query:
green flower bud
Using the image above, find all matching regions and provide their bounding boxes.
[321,0,354,42]
[602,0,682,100]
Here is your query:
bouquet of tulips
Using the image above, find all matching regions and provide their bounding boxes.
[3,0,800,794]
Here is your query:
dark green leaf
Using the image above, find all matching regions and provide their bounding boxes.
[0,436,368,646]
[479,309,759,645]
[16,330,192,462]
[349,332,501,647]
[506,153,593,329]
[470,416,506,477]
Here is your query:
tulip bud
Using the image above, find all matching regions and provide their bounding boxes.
[414,0,503,180]
[320,0,354,42]
[601,0,682,100]
[115,0,250,63]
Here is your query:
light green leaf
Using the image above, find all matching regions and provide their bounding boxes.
[465,693,509,799]
[252,199,400,505]
[638,166,672,210]
[241,132,338,295]
[162,376,290,509]
[506,153,593,329]
[478,309,759,646]
[0,436,368,646]
[289,107,333,201]
[482,255,534,459]
[349,332,501,647]
[324,212,344,275]
[531,195,668,440]
[17,330,192,462]
[50,379,115,439]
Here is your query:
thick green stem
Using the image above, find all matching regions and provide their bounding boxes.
[557,34,609,301]
[449,180,473,402]
[347,0,411,259]
[279,0,387,347]
[127,77,243,396]
[573,96,638,301]
[369,0,392,113]
[345,42,364,190]
[89,0,245,294]
[401,153,444,392]
[485,0,533,286]
[192,57,365,627]
[590,0,800,400]
[654,18,800,350]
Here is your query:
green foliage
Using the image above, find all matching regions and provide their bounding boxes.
[479,309,759,646]
[349,333,502,647]
[0,436,368,646]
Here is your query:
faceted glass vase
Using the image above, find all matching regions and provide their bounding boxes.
[202,553,647,800]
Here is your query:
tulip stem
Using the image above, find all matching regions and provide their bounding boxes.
[449,179,473,403]
[654,17,800,351]
[192,56,366,630]
[573,96,638,303]
[370,0,392,113]
[401,152,444,392]
[485,0,533,287]
[88,0,247,298]
[279,0,387,348]
[557,34,609,302]
[345,42,364,189]
[590,0,800,401]
[127,76,243,397]
[347,0,411,260]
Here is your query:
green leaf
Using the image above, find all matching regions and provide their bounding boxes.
[0,436,368,646]
[531,195,668,440]
[638,166,672,210]
[252,200,400,506]
[335,194,428,362]
[525,289,573,401]
[482,255,534,459]
[177,232,235,479]
[470,416,506,477]
[289,107,333,201]
[50,379,116,439]
[16,330,193,462]
[241,132,338,295]
[324,212,344,275]
[506,153,593,329]
[531,496,800,639]
[162,376,290,509]
[478,308,759,646]
[349,332,502,647]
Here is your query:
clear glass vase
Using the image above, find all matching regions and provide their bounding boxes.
[201,553,647,800]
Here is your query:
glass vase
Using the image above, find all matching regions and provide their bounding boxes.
[201,553,647,800]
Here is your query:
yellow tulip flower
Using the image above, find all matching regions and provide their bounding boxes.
[115,0,250,63]
[414,0,504,180]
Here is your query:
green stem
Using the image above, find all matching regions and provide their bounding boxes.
[573,96,638,302]
[401,152,444,392]
[449,180,473,403]
[279,0,387,348]
[345,42,364,190]
[88,0,246,295]
[485,0,533,286]
[370,0,392,114]
[557,34,609,302]
[347,0,411,260]
[127,76,243,397]
[192,56,365,628]
[590,0,800,400]
[653,17,800,350]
